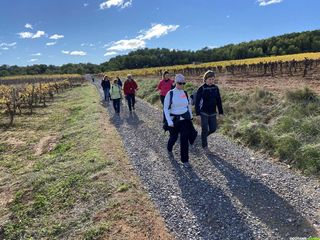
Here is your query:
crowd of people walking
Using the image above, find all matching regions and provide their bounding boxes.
[99,69,224,163]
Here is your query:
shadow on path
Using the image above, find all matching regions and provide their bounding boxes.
[94,80,318,239]
[204,150,318,239]
[167,154,255,239]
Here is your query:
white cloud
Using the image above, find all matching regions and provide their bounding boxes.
[18,30,45,39]
[100,0,132,9]
[104,23,178,56]
[25,23,33,29]
[84,3,89,7]
[50,34,64,40]
[107,39,145,51]
[62,50,87,56]
[81,43,95,47]
[32,31,45,39]
[32,53,42,56]
[0,42,16,51]
[104,51,118,56]
[257,0,283,6]
[70,51,87,56]
[29,59,38,62]
[0,42,16,47]
[18,32,33,39]
[46,42,57,46]
[138,24,179,40]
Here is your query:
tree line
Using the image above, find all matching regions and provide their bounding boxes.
[1,29,320,77]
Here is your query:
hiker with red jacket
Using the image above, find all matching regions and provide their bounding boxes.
[157,70,174,105]
[123,74,138,112]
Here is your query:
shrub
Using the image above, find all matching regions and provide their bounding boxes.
[276,116,300,133]
[295,144,320,175]
[184,82,197,95]
[300,117,320,141]
[146,92,160,104]
[275,134,301,162]
[260,130,277,152]
[235,121,266,148]
[286,87,318,103]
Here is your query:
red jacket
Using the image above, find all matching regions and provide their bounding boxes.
[123,80,138,95]
[157,79,174,96]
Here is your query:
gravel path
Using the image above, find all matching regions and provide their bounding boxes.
[94,81,319,240]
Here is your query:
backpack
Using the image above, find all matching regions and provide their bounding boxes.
[110,85,121,99]
[163,90,189,131]
[190,86,213,106]
[190,89,197,105]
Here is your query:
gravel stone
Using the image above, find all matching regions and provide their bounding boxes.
[95,82,320,240]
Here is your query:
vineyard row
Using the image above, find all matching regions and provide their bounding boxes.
[0,77,86,125]
[104,52,320,78]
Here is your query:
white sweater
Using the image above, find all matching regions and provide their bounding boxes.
[163,88,193,126]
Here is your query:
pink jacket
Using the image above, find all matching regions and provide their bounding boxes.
[157,79,174,96]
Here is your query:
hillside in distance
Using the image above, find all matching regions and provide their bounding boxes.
[1,29,320,77]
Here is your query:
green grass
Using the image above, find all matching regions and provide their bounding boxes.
[0,85,114,239]
[0,84,171,239]
[137,78,320,177]
[221,87,320,176]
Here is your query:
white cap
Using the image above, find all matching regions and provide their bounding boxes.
[175,74,185,83]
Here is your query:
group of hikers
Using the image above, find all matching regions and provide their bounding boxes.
[100,70,223,164]
[100,74,137,114]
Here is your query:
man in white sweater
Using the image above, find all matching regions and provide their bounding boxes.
[163,74,197,163]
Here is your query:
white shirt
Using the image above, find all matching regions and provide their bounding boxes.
[163,88,193,126]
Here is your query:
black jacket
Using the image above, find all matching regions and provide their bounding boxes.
[195,84,223,115]
[101,80,110,90]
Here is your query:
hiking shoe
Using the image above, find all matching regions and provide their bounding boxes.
[181,161,191,169]
[167,151,173,158]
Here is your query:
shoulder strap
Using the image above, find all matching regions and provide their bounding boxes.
[169,90,189,109]
[184,90,189,104]
[169,90,173,109]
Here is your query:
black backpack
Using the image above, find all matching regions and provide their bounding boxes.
[190,85,213,106]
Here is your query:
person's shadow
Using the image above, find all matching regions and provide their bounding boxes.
[204,150,319,239]
[125,111,144,126]
[109,112,124,127]
[167,154,255,239]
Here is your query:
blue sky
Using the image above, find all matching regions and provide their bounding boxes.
[0,0,319,66]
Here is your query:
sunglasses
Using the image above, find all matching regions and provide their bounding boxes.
[177,82,186,85]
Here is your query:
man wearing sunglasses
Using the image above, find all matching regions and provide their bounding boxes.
[163,74,197,164]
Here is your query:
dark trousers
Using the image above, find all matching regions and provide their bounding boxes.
[112,98,120,113]
[160,95,165,105]
[126,94,135,111]
[103,88,110,101]
[167,120,193,162]
[200,113,217,148]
